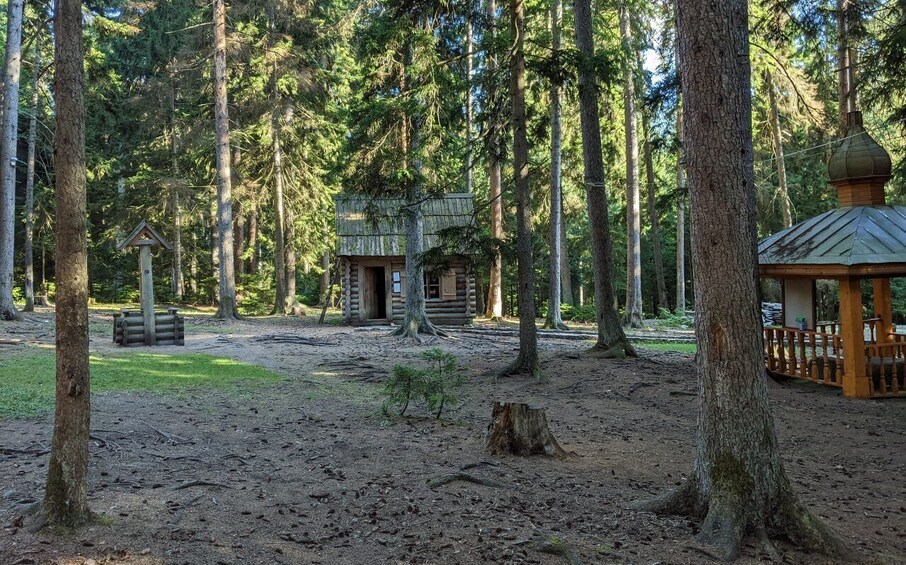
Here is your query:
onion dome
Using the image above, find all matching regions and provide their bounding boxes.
[828,111,893,184]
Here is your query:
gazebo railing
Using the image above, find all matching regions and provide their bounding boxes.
[817,318,884,342]
[865,333,906,397]
[764,328,844,386]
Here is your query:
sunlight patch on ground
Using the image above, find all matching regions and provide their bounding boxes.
[0,351,281,419]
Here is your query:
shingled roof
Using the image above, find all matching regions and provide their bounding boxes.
[335,193,474,256]
[758,205,906,267]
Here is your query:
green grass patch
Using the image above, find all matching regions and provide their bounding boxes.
[637,341,697,354]
[0,351,281,419]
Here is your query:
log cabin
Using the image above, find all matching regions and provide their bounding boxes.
[335,193,476,326]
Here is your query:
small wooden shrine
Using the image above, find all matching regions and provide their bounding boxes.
[759,111,906,398]
[334,194,477,326]
[114,221,185,346]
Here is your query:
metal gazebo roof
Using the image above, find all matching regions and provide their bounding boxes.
[758,205,906,276]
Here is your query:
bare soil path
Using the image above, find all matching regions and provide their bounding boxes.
[1,312,904,564]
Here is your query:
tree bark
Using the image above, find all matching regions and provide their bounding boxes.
[504,0,540,380]
[572,0,634,357]
[836,0,859,133]
[170,82,184,302]
[559,207,573,306]
[620,3,643,329]
[44,0,91,527]
[486,402,568,458]
[642,111,668,313]
[212,0,239,319]
[0,0,24,320]
[545,0,567,331]
[639,1,847,559]
[319,248,330,307]
[23,42,39,312]
[392,45,442,340]
[484,0,503,321]
[765,70,792,228]
[272,107,287,314]
[465,17,474,195]
[675,102,686,315]
[249,205,259,273]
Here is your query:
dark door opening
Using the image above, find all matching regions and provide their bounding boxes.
[363,266,387,320]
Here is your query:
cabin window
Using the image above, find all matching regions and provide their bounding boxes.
[424,272,441,300]
[392,271,401,293]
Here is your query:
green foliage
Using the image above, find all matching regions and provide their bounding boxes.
[655,307,692,329]
[560,303,597,323]
[0,351,281,419]
[381,349,465,419]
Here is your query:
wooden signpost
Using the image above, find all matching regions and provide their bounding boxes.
[115,221,184,346]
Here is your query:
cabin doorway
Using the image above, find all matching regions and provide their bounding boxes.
[362,266,388,320]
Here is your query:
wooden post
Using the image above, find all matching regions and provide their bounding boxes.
[872,278,893,343]
[139,244,156,345]
[839,276,870,398]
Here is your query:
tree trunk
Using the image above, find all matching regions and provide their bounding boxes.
[284,201,303,315]
[465,17,474,195]
[392,46,441,340]
[765,70,792,229]
[233,199,245,277]
[170,83,184,302]
[572,0,634,357]
[505,0,540,380]
[0,0,24,320]
[544,0,567,331]
[23,42,39,312]
[484,0,503,321]
[559,207,573,306]
[675,103,686,315]
[319,249,330,306]
[249,205,259,273]
[642,111,669,313]
[620,3,643,329]
[836,0,858,133]
[486,402,568,458]
[212,0,238,319]
[272,113,287,314]
[44,0,91,526]
[639,1,847,559]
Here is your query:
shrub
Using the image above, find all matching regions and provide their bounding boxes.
[560,303,597,323]
[382,349,465,419]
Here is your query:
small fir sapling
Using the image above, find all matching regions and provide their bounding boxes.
[382,349,465,419]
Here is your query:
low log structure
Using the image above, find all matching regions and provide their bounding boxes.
[114,221,185,347]
[486,401,568,458]
[114,307,185,346]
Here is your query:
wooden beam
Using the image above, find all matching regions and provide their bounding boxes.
[873,278,894,344]
[839,276,870,398]
[139,245,156,346]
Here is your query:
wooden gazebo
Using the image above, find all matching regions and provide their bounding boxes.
[759,111,906,398]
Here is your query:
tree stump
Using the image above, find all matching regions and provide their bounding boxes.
[486,401,568,458]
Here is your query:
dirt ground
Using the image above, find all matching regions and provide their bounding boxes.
[1,311,904,565]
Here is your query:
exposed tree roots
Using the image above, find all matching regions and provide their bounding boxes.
[391,316,449,344]
[588,339,637,359]
[501,354,543,383]
[636,481,854,561]
[517,530,583,565]
[543,317,570,331]
[426,472,506,489]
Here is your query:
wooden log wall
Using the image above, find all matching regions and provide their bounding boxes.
[113,308,186,346]
[342,256,476,325]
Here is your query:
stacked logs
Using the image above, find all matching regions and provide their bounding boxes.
[113,307,185,346]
